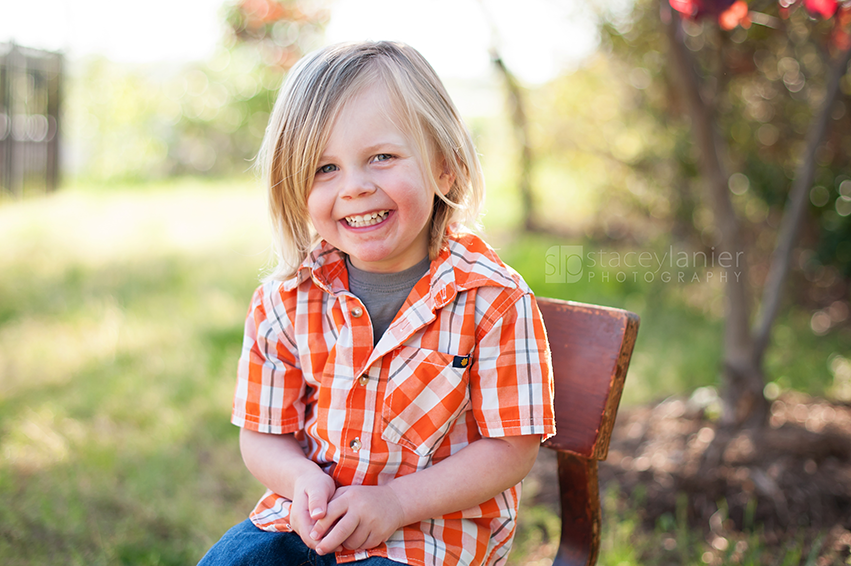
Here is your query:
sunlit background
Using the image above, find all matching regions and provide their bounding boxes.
[0,0,605,180]
[1,0,599,79]
[1,0,851,563]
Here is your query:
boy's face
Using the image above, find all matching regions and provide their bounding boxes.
[308,85,453,273]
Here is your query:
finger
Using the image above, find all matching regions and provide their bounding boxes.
[306,484,332,520]
[358,532,384,551]
[309,519,331,542]
[341,526,369,551]
[347,527,388,552]
[288,501,313,536]
[298,529,320,550]
[327,485,351,503]
[288,507,318,549]
[310,499,345,541]
[315,514,358,555]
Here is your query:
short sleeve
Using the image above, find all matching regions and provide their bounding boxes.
[232,283,307,434]
[469,291,556,441]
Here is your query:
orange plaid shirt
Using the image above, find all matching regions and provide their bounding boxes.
[232,230,555,566]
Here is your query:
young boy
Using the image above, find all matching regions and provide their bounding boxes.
[199,41,555,566]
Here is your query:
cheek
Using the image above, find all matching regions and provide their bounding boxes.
[394,178,435,219]
[306,189,328,225]
[411,189,436,222]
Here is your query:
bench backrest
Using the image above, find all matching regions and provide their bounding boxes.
[536,297,640,566]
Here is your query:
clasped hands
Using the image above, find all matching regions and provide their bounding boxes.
[289,471,407,556]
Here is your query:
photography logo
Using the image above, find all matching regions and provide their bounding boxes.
[545,245,583,284]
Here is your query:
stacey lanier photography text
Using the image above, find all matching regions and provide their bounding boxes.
[545,245,745,285]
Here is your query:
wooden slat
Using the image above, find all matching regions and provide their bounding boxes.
[538,298,639,459]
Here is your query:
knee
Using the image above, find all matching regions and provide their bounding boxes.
[198,520,305,566]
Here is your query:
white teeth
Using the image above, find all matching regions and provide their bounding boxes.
[345,210,389,227]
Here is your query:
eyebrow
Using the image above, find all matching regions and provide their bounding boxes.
[319,141,409,162]
[365,142,406,153]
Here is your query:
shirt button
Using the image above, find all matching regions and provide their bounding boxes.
[358,375,369,386]
[351,307,363,318]
[349,437,362,452]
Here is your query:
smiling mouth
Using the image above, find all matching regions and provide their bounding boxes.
[344,210,390,228]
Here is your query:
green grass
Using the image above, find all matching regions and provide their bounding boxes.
[584,486,841,566]
[509,480,839,566]
[0,178,845,564]
[0,178,267,564]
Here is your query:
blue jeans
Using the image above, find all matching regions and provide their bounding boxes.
[197,519,407,566]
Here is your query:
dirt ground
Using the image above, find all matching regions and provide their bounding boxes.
[525,391,851,560]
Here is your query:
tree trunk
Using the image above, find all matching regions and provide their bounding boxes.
[665,11,769,428]
[491,53,537,232]
[665,6,851,428]
[477,0,537,231]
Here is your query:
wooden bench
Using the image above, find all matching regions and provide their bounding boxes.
[536,298,640,566]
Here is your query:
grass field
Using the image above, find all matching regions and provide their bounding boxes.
[0,178,845,564]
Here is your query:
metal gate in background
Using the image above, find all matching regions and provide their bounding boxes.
[0,42,62,197]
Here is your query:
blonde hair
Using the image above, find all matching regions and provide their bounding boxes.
[258,40,485,281]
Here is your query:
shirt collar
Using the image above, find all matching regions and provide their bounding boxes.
[282,241,349,295]
[283,228,521,304]
[428,228,522,309]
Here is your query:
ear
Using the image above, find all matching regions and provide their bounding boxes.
[435,159,455,197]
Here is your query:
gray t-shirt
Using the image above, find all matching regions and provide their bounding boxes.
[346,255,431,345]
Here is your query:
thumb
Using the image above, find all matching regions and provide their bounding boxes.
[306,486,328,520]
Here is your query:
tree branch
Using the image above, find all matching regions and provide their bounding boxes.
[752,45,851,360]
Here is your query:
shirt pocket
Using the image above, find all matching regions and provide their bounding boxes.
[381,346,471,458]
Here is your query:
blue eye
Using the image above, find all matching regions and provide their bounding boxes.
[373,154,393,163]
[317,164,337,174]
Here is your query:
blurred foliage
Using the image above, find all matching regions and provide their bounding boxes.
[224,0,327,70]
[526,50,684,244]
[593,0,851,308]
[505,0,849,355]
[66,52,277,180]
[63,0,327,183]
[497,231,848,403]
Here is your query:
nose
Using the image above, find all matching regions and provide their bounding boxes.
[339,169,376,200]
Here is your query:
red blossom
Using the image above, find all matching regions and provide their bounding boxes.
[670,0,737,19]
[670,0,851,47]
[239,0,294,28]
[803,0,839,17]
[779,0,849,18]
[777,1,851,49]
[669,0,701,17]
[720,1,752,29]
[831,6,851,48]
[670,0,752,28]
[668,0,751,30]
